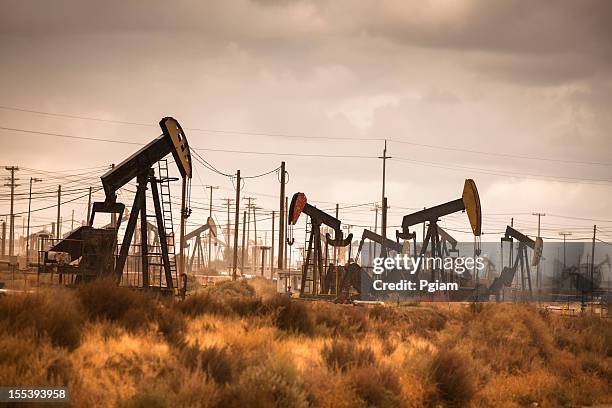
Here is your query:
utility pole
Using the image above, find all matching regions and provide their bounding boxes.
[371,204,379,234]
[333,204,339,265]
[278,161,285,270]
[26,177,42,266]
[422,207,427,243]
[86,186,92,225]
[378,140,391,239]
[591,225,596,300]
[260,246,270,277]
[21,218,25,255]
[244,196,255,267]
[559,232,572,270]
[253,206,258,247]
[232,171,241,280]
[241,210,247,275]
[271,210,275,277]
[252,205,258,275]
[4,166,19,258]
[206,185,219,268]
[382,198,388,243]
[222,198,233,247]
[56,185,62,240]
[71,209,75,232]
[532,212,545,291]
[1,220,6,258]
[284,196,289,270]
[57,184,62,283]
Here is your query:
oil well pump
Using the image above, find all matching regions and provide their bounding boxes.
[289,192,352,296]
[489,226,543,300]
[184,217,217,273]
[566,254,609,299]
[41,117,192,292]
[395,179,482,282]
[356,227,458,264]
[357,229,403,262]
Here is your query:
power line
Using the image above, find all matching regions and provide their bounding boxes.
[196,146,376,159]
[0,104,381,141]
[595,238,612,247]
[1,104,609,166]
[0,188,103,217]
[386,139,611,167]
[3,125,610,186]
[548,214,612,223]
[390,157,612,186]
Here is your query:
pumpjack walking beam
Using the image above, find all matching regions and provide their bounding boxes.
[358,229,403,259]
[289,192,352,296]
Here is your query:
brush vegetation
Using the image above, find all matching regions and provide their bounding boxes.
[0,278,610,407]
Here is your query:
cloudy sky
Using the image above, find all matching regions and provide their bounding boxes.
[0,0,611,249]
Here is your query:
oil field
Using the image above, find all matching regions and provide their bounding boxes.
[1,1,611,407]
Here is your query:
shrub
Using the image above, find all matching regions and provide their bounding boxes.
[46,355,73,386]
[177,292,227,317]
[265,295,314,335]
[312,303,368,337]
[321,340,376,372]
[76,278,157,330]
[348,364,402,408]
[208,280,255,298]
[0,289,84,349]
[367,305,399,322]
[225,296,263,317]
[0,334,38,367]
[118,392,168,408]
[429,349,475,407]
[216,358,307,408]
[199,345,234,384]
[155,306,187,346]
[177,280,263,318]
[181,343,237,385]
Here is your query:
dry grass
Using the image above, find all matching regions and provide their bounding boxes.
[0,279,610,407]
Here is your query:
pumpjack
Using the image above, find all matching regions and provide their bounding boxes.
[357,227,457,264]
[40,117,192,292]
[566,254,609,297]
[395,179,482,283]
[489,226,543,301]
[184,217,217,273]
[357,229,403,261]
[289,192,352,296]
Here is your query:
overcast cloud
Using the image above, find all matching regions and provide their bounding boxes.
[0,0,610,243]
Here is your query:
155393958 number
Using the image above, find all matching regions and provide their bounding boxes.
[1,387,69,403]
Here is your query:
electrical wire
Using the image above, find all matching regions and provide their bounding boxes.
[1,104,609,166]
[3,125,610,186]
[0,188,103,217]
[390,157,612,186]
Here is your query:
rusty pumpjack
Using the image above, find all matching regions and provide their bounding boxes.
[395,179,482,284]
[184,217,217,273]
[289,192,352,297]
[490,226,543,301]
[42,117,192,292]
